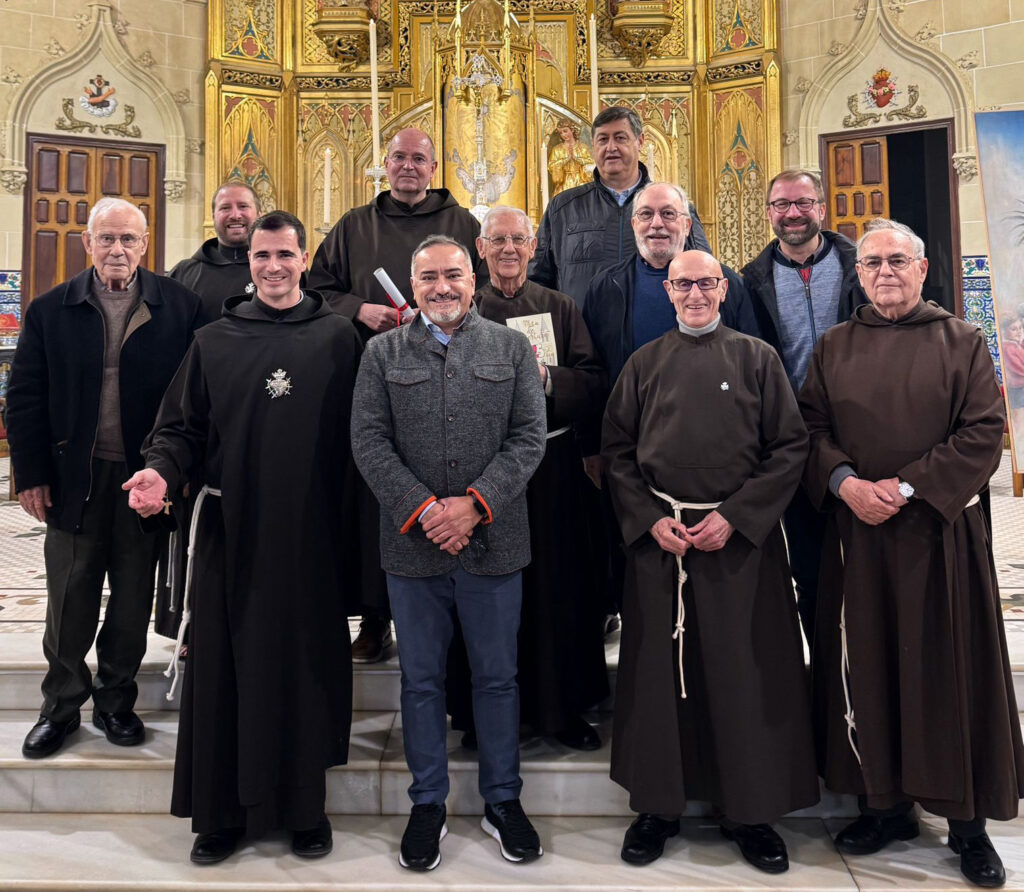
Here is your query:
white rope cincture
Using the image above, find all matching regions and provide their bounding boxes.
[648,487,722,700]
[165,530,179,611]
[545,425,570,441]
[838,492,980,766]
[163,485,222,702]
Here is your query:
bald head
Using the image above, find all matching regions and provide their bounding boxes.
[664,250,728,330]
[385,128,438,205]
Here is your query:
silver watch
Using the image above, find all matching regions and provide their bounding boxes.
[897,480,915,500]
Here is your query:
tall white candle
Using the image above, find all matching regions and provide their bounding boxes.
[589,14,599,119]
[541,140,550,208]
[323,147,332,224]
[646,141,655,176]
[369,18,381,165]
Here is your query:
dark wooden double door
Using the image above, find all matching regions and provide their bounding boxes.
[23,134,165,304]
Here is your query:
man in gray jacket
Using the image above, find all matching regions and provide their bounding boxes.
[351,235,546,872]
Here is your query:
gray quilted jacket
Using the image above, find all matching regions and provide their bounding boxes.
[351,306,546,577]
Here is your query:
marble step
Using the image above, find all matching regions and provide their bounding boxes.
[0,628,624,713]
[0,707,859,819]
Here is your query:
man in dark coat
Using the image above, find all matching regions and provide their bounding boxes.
[125,211,362,865]
[603,249,817,873]
[446,206,607,750]
[800,218,1024,889]
[528,106,709,309]
[168,181,259,319]
[740,169,866,642]
[7,197,203,759]
[308,127,486,662]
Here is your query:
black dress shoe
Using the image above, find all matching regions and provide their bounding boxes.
[949,832,1006,888]
[554,715,601,751]
[292,814,333,859]
[461,728,478,751]
[720,823,789,874]
[22,714,80,759]
[190,828,243,865]
[834,813,919,855]
[92,710,145,746]
[621,814,680,865]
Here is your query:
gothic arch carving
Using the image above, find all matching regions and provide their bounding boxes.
[1,1,187,195]
[796,0,973,174]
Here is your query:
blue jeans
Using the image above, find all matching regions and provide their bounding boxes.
[387,565,523,806]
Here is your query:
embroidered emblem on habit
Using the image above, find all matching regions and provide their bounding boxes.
[265,369,292,399]
[720,382,729,391]
[245,282,255,294]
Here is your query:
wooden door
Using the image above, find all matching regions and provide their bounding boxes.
[22,134,165,303]
[826,136,889,242]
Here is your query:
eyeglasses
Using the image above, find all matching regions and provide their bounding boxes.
[94,233,143,248]
[766,198,820,213]
[666,276,724,292]
[482,234,531,247]
[633,208,684,223]
[857,254,917,271]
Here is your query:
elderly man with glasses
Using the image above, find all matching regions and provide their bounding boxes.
[800,217,1023,889]
[602,248,818,873]
[740,168,867,644]
[7,197,204,759]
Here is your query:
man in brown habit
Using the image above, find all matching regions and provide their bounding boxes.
[603,249,818,872]
[800,217,1024,889]
[308,127,486,662]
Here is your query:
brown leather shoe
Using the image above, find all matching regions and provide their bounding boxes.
[351,619,393,663]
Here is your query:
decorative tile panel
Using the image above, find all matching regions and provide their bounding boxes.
[962,255,1000,382]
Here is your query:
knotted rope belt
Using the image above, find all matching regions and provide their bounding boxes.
[163,485,222,701]
[648,486,722,699]
[837,492,980,765]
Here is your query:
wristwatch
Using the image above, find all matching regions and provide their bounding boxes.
[897,480,915,500]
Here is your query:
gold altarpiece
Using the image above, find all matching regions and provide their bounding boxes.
[204,0,781,269]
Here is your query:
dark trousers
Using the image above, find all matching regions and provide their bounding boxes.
[860,796,987,838]
[41,459,159,722]
[782,485,826,646]
[387,565,523,806]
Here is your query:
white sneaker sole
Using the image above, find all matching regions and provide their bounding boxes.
[481,816,543,863]
[398,823,447,871]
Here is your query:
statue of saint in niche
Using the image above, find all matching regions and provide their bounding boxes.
[547,117,594,196]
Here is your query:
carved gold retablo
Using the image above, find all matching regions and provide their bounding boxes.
[611,0,674,68]
[312,0,372,70]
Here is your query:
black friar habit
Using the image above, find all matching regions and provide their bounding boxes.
[447,280,609,736]
[143,290,361,836]
[167,237,253,321]
[800,300,1024,821]
[602,323,819,822]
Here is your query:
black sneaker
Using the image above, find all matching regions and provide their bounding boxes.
[399,803,447,871]
[482,799,543,863]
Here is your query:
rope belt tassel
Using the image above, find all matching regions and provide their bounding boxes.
[163,485,221,702]
[648,487,722,700]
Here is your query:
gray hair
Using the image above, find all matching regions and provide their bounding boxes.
[857,218,926,259]
[411,234,473,275]
[480,206,534,238]
[87,198,147,233]
[632,181,691,215]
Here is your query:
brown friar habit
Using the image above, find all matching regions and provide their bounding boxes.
[144,292,361,836]
[800,299,1024,821]
[603,323,819,821]
[446,280,609,734]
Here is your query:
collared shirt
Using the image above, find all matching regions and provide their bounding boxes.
[601,173,643,207]
[423,312,470,346]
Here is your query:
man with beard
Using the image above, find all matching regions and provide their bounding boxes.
[741,169,865,641]
[124,211,362,865]
[308,127,486,663]
[603,248,817,872]
[581,183,756,617]
[351,236,546,871]
[445,206,607,750]
[169,182,260,319]
[800,218,1023,889]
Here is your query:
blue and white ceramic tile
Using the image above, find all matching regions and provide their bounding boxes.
[0,269,21,350]
[962,255,1000,382]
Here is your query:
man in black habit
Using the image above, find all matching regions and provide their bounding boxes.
[603,249,818,872]
[444,205,607,750]
[124,211,362,865]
